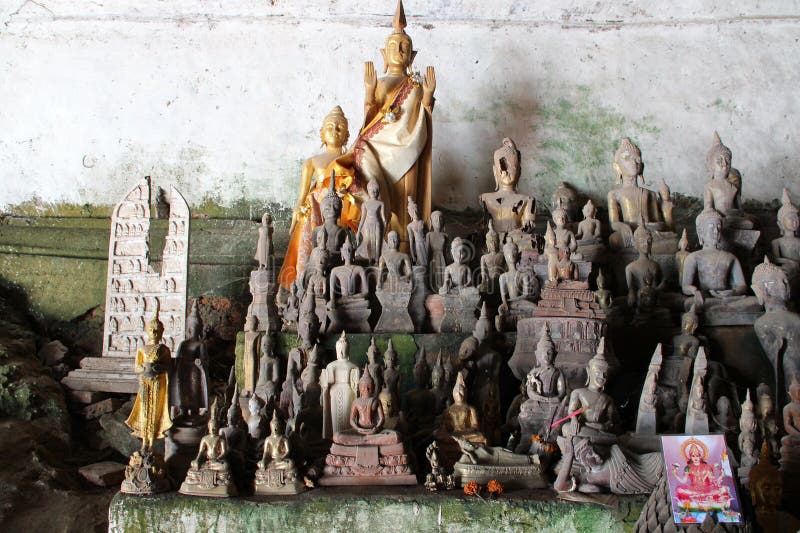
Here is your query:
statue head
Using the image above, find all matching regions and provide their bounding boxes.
[383,339,397,367]
[450,237,469,265]
[596,268,607,290]
[341,234,355,264]
[359,364,375,398]
[207,397,219,434]
[791,375,800,403]
[320,105,349,151]
[260,334,275,358]
[452,372,467,404]
[681,304,699,335]
[335,331,349,361]
[431,350,444,389]
[582,199,596,220]
[492,137,521,191]
[706,131,732,180]
[145,300,165,343]
[535,323,556,366]
[429,210,444,232]
[586,337,610,390]
[632,215,653,255]
[314,225,328,250]
[740,389,757,432]
[485,220,499,253]
[320,170,343,222]
[613,137,643,184]
[379,386,396,417]
[473,302,493,343]
[678,228,689,252]
[552,198,568,228]
[758,390,774,418]
[407,195,420,221]
[269,410,283,436]
[185,299,203,340]
[695,208,723,249]
[413,347,430,388]
[367,178,380,199]
[363,337,378,365]
[298,303,319,347]
[502,240,519,270]
[248,394,261,416]
[307,343,321,366]
[261,212,272,228]
[458,335,478,363]
[715,395,731,417]
[381,0,416,73]
[777,188,799,236]
[386,230,400,252]
[752,256,790,310]
[226,387,242,427]
[244,313,258,333]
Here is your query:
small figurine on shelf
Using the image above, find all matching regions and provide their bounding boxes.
[407,196,427,267]
[122,302,172,495]
[424,441,456,491]
[426,210,449,292]
[575,199,602,245]
[254,213,274,270]
[355,179,387,265]
[254,411,305,495]
[179,399,237,497]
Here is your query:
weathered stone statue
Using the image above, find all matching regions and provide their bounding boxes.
[758,386,779,457]
[439,237,473,295]
[436,373,488,467]
[169,299,209,422]
[254,335,281,406]
[635,344,662,435]
[406,196,427,266]
[320,365,416,485]
[430,351,449,414]
[478,220,505,296]
[424,441,455,491]
[562,338,617,443]
[607,137,675,252]
[298,228,330,300]
[479,137,536,239]
[575,199,602,245]
[518,324,566,452]
[497,240,539,332]
[375,230,414,332]
[241,315,262,397]
[780,375,800,498]
[674,228,690,286]
[122,303,173,495]
[753,256,800,403]
[294,360,328,463]
[435,237,480,332]
[593,269,613,310]
[426,210,448,292]
[313,173,349,258]
[552,199,579,256]
[247,395,265,440]
[773,188,800,289]
[254,213,274,270]
[321,332,360,439]
[255,411,305,495]
[452,436,547,489]
[327,236,371,333]
[625,219,665,309]
[552,181,580,223]
[404,348,437,441]
[684,347,709,434]
[179,399,237,497]
[738,389,758,486]
[703,131,757,229]
[382,339,401,410]
[355,179,387,264]
[365,337,384,398]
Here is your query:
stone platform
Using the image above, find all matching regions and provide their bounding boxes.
[109,488,646,532]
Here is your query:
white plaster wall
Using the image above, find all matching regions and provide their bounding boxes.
[1,0,799,212]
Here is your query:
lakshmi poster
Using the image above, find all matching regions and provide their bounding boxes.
[661,435,743,524]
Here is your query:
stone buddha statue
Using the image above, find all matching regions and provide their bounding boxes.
[179,399,237,497]
[311,174,348,258]
[255,411,305,495]
[406,196,427,266]
[365,337,384,398]
[773,188,800,289]
[426,210,449,292]
[703,131,757,229]
[382,339,401,410]
[518,324,566,452]
[404,348,437,440]
[436,373,488,465]
[169,299,209,422]
[681,208,749,309]
[497,240,538,331]
[552,199,578,256]
[439,237,474,295]
[378,230,412,290]
[594,269,613,310]
[576,199,602,245]
[327,235,371,333]
[607,137,675,252]
[478,220,505,296]
[321,332,360,439]
[562,338,617,443]
[355,179,387,265]
[479,137,536,239]
[625,219,665,308]
[254,334,281,406]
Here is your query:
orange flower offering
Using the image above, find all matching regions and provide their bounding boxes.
[486,480,503,496]
[463,481,481,496]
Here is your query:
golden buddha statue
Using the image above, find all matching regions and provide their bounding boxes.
[179,399,237,497]
[436,372,488,466]
[255,411,305,494]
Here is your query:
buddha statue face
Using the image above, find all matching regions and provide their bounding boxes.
[537,346,555,367]
[320,110,349,150]
[260,335,275,358]
[582,201,596,219]
[366,341,378,364]
[383,33,414,70]
[493,138,521,191]
[431,367,442,389]
[759,394,774,417]
[553,208,567,229]
[614,138,643,183]
[634,227,653,255]
[698,214,722,249]
[358,377,374,398]
[336,333,349,360]
[451,238,469,265]
[270,414,282,436]
[706,134,732,180]
[752,259,790,308]
[386,231,400,251]
[145,317,164,343]
[379,389,395,416]
[783,209,800,235]
[430,211,444,232]
[314,226,327,250]
[341,237,354,263]
[486,231,499,253]
[407,196,419,221]
[681,314,698,335]
[503,242,519,269]
[587,362,608,390]
[367,178,380,200]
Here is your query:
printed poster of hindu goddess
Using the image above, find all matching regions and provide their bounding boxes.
[661,435,743,524]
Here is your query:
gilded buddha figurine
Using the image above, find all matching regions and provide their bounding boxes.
[255,411,305,495]
[436,373,488,466]
[179,399,237,497]
[280,106,354,289]
[607,137,676,252]
[479,137,536,239]
[703,131,757,229]
[122,302,172,494]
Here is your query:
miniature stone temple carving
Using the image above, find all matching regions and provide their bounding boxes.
[635,344,662,435]
[169,299,209,422]
[355,179,386,264]
[607,137,676,253]
[327,236,371,333]
[321,332,360,439]
[496,240,539,332]
[63,178,190,393]
[375,230,414,332]
[254,213,274,269]
[254,411,305,495]
[451,436,547,489]
[517,324,566,452]
[752,256,800,403]
[179,399,237,497]
[479,137,536,239]
[320,365,416,485]
[121,303,172,494]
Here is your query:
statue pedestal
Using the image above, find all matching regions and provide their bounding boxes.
[634,409,657,435]
[319,430,416,486]
[179,466,237,497]
[374,285,414,333]
[254,466,305,495]
[165,424,206,482]
[327,300,372,333]
[453,462,548,490]
[249,269,279,332]
[120,451,171,495]
[428,289,480,333]
[684,412,709,434]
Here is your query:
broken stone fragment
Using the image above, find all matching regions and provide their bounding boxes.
[78,461,126,487]
[38,340,67,367]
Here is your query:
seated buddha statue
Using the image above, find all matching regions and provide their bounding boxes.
[703,131,757,230]
[607,137,676,253]
[772,188,800,290]
[439,237,475,295]
[479,137,536,240]
[575,199,602,245]
[254,411,305,495]
[625,218,665,308]
[179,399,236,497]
[551,199,579,257]
[436,372,488,466]
[497,240,538,331]
[327,235,371,333]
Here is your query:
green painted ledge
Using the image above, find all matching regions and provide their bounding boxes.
[109,488,645,533]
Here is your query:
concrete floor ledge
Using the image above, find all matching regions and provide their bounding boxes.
[109,487,646,533]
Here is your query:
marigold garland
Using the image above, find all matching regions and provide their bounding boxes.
[463,481,481,496]
[486,479,503,496]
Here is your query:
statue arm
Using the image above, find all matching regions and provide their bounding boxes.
[408,230,417,263]
[364,62,378,118]
[349,402,359,430]
[681,255,699,296]
[422,66,436,111]
[375,401,385,430]
[349,368,360,396]
[291,160,314,232]
[729,259,747,295]
[556,373,566,399]
[553,438,576,492]
[624,265,636,306]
